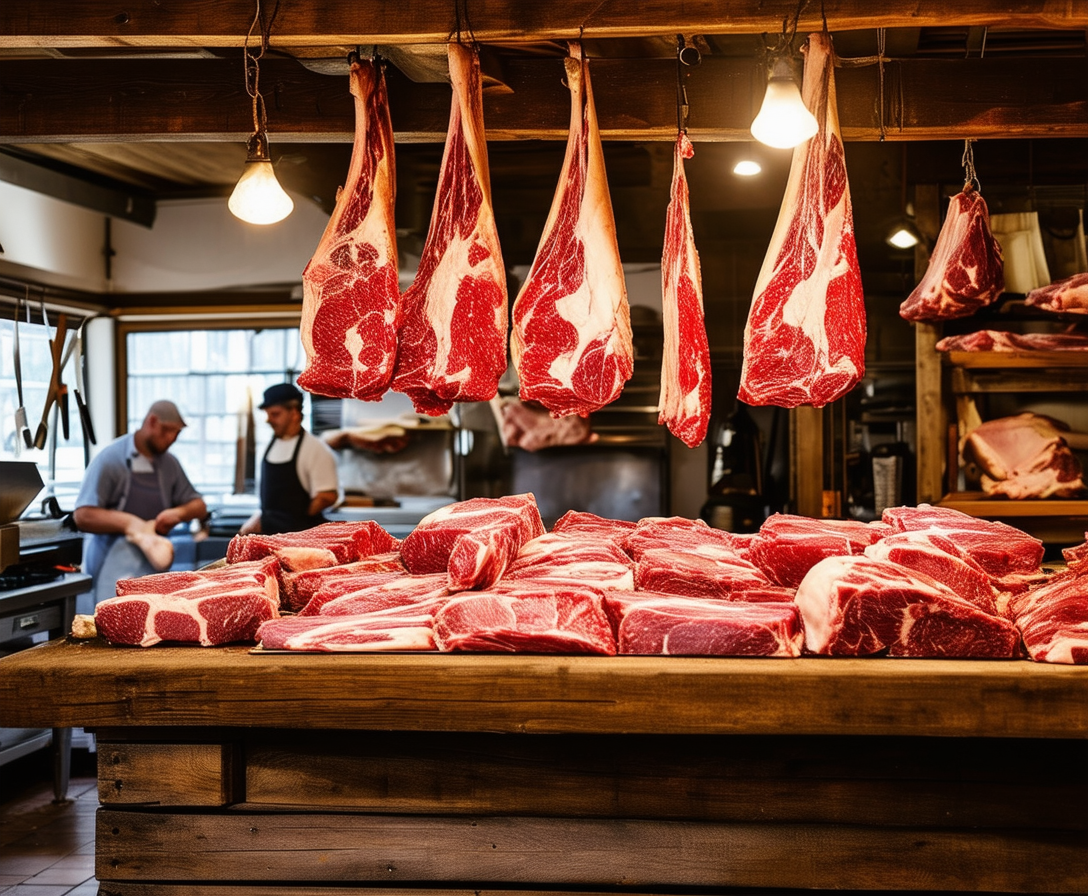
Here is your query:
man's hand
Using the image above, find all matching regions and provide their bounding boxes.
[153,507,185,535]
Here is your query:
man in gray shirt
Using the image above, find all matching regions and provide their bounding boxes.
[74,400,207,604]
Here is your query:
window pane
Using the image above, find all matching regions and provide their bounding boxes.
[126,326,303,500]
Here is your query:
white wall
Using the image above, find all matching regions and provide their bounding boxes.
[109,195,329,293]
[0,181,109,292]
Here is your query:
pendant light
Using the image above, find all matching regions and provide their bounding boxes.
[750,5,818,150]
[228,0,294,226]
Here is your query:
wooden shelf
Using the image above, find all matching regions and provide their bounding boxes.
[940,492,1088,518]
[943,350,1088,369]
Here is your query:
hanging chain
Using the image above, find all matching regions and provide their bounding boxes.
[244,0,270,135]
[962,138,980,192]
[675,34,689,134]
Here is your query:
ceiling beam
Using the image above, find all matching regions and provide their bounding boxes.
[2,0,1087,47]
[2,55,1087,143]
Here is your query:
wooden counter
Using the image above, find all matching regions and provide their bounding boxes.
[2,639,1087,894]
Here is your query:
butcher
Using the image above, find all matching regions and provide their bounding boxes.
[239,383,341,535]
[73,399,207,605]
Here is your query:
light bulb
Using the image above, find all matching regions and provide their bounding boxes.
[887,226,920,250]
[228,132,294,225]
[750,57,818,150]
[733,159,762,177]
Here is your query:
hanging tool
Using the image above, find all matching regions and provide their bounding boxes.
[13,291,32,449]
[33,306,68,450]
[70,320,96,445]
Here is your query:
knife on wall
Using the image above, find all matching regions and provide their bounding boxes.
[13,291,32,449]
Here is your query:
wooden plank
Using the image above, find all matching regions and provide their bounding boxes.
[791,405,824,518]
[945,350,1088,369]
[3,639,1088,737]
[94,809,1088,892]
[940,492,1088,519]
[950,367,1088,393]
[915,320,944,503]
[3,55,1088,143]
[243,731,1086,830]
[97,742,238,806]
[89,888,660,896]
[3,1,1086,46]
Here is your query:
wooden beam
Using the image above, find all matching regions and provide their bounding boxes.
[1,1,1086,47]
[3,55,1087,144]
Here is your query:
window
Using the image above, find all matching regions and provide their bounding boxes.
[0,312,88,505]
[125,327,309,502]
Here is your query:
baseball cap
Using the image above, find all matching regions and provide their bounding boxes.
[147,399,186,427]
[259,382,305,409]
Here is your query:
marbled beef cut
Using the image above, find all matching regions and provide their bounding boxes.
[1026,272,1088,314]
[739,32,865,409]
[659,132,711,447]
[511,41,633,418]
[795,555,1020,658]
[433,585,616,655]
[298,56,400,400]
[392,43,508,415]
[399,494,545,590]
[899,186,1004,322]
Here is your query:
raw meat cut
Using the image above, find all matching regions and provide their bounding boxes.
[281,552,405,611]
[95,587,278,648]
[272,546,339,572]
[634,548,791,602]
[510,41,633,418]
[1007,572,1088,664]
[226,520,398,565]
[502,533,634,590]
[1025,272,1088,314]
[314,573,450,617]
[899,186,1004,321]
[738,32,865,409]
[550,510,636,541]
[795,555,1020,658]
[257,610,436,652]
[115,557,280,603]
[603,591,802,657]
[391,43,508,415]
[433,585,616,654]
[620,516,736,562]
[399,494,545,589]
[748,513,889,588]
[881,504,1044,583]
[659,132,711,447]
[297,56,400,400]
[298,571,408,615]
[863,532,998,615]
[936,330,1088,352]
[963,413,1086,499]
[1062,535,1088,573]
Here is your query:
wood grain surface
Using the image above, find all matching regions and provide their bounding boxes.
[94,809,1088,891]
[2,638,1088,737]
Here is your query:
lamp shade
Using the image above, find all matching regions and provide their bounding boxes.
[750,58,818,150]
[228,159,294,225]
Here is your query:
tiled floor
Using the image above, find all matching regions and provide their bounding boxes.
[0,749,98,896]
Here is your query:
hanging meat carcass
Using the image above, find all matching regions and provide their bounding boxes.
[659,133,712,447]
[899,185,1004,321]
[392,42,509,415]
[738,32,865,409]
[511,41,633,418]
[298,56,400,400]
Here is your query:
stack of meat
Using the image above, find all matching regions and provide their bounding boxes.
[1005,535,1088,664]
[94,496,1088,664]
[962,413,1086,500]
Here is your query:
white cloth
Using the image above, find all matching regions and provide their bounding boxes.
[264,433,340,498]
